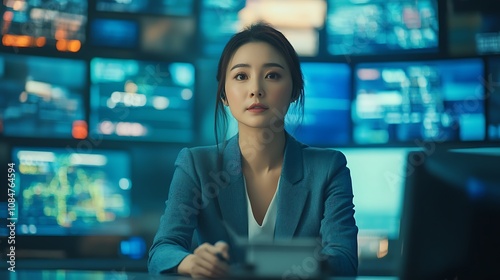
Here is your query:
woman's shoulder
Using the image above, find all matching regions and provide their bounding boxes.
[175,144,220,164]
[292,138,347,165]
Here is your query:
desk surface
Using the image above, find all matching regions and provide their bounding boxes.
[1,269,398,280]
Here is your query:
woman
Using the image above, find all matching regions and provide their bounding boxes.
[148,22,358,278]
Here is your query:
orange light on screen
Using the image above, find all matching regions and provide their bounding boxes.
[72,120,88,139]
[67,40,81,52]
[3,11,13,21]
[2,34,34,47]
[56,39,67,51]
[35,37,46,47]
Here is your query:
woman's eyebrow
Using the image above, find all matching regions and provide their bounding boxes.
[229,62,285,71]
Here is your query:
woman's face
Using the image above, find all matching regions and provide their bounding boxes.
[224,41,293,130]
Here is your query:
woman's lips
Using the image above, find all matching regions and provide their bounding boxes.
[247,103,269,113]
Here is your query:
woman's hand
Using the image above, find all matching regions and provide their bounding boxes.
[177,241,230,278]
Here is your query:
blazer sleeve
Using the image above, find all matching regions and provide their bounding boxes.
[320,150,358,276]
[148,148,201,274]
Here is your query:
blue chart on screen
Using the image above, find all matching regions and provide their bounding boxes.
[90,58,195,142]
[286,63,351,146]
[12,148,132,236]
[326,0,439,56]
[0,54,86,138]
[353,58,485,144]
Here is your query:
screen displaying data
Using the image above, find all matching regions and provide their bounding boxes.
[286,63,351,146]
[200,0,325,57]
[12,148,132,236]
[1,0,87,51]
[0,53,87,139]
[90,58,196,142]
[353,58,485,144]
[326,0,439,56]
[448,0,500,56]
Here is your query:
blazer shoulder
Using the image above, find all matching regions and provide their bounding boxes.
[174,144,220,178]
[302,146,348,167]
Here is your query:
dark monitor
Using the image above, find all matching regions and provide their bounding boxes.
[90,58,195,143]
[0,53,87,139]
[326,0,439,56]
[11,147,132,236]
[488,57,500,141]
[399,149,500,279]
[287,62,351,146]
[0,0,87,50]
[448,0,500,56]
[96,0,194,16]
[353,58,485,144]
[90,18,139,49]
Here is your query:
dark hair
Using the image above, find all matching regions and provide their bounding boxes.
[214,22,305,146]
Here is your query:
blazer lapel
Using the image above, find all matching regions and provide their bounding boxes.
[216,135,248,239]
[275,133,309,240]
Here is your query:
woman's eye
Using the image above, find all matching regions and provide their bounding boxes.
[235,73,247,80]
[266,72,281,80]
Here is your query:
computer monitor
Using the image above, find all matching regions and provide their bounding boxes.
[90,58,195,142]
[199,0,325,57]
[90,18,139,49]
[326,0,439,56]
[1,0,87,50]
[286,62,351,146]
[448,0,500,56]
[353,58,485,144]
[488,57,500,141]
[0,53,87,139]
[11,147,132,236]
[399,149,500,279]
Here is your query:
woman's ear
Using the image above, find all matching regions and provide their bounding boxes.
[221,92,229,106]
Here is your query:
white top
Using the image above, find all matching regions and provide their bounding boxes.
[244,177,280,243]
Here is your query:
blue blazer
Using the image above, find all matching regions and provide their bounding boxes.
[148,133,358,276]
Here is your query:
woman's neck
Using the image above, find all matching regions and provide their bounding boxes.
[238,126,286,175]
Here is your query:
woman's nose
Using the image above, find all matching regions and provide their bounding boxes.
[249,79,264,98]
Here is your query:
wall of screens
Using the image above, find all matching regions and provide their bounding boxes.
[0,0,499,270]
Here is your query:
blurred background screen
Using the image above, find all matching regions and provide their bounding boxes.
[0,53,87,139]
[287,62,351,147]
[12,147,132,236]
[0,0,87,52]
[448,0,500,56]
[90,58,195,143]
[352,58,485,144]
[90,18,139,49]
[326,0,439,56]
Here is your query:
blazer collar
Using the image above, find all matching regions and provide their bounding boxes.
[217,132,308,240]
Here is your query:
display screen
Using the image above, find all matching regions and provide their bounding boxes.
[90,58,195,142]
[339,147,415,239]
[90,18,139,49]
[448,0,500,56]
[353,58,485,144]
[1,0,87,51]
[12,147,132,236]
[286,63,351,146]
[326,0,439,56]
[96,0,194,16]
[0,53,87,139]
[200,0,326,57]
[488,58,500,140]
[140,16,196,56]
